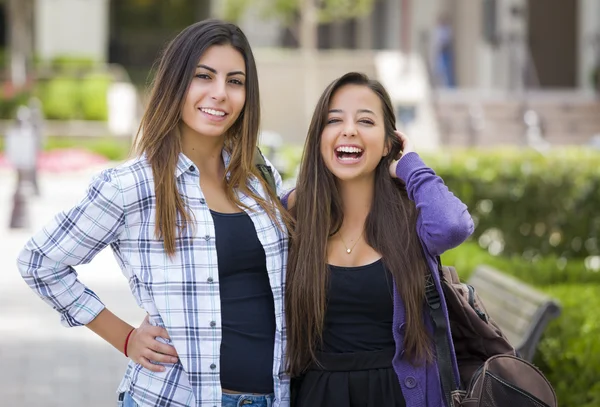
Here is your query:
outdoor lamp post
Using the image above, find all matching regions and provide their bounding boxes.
[6,105,37,229]
[28,97,44,196]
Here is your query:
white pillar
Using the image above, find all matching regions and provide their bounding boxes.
[453,0,483,88]
[34,0,109,62]
[577,0,600,91]
[492,0,528,91]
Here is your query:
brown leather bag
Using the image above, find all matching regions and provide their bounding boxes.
[426,262,558,407]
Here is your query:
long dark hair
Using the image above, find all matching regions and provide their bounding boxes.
[286,72,431,375]
[134,19,288,255]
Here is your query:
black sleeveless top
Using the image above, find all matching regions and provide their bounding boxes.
[210,210,276,394]
[321,259,395,352]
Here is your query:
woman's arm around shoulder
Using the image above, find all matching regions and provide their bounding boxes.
[280,188,296,211]
[390,132,474,256]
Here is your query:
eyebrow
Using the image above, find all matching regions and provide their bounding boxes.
[328,108,377,115]
[197,64,246,76]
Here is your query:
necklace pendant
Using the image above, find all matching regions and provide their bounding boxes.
[346,248,352,254]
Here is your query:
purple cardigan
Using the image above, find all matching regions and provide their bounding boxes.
[392,152,474,407]
[282,152,474,407]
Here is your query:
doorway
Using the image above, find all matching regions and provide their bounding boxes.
[527,0,578,88]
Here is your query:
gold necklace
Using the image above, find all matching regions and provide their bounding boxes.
[339,230,364,254]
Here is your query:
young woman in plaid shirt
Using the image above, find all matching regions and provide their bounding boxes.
[17,20,291,407]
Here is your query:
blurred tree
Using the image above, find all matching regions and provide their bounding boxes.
[7,0,34,89]
[220,0,375,50]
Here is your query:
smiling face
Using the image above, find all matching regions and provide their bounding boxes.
[320,84,389,182]
[180,44,246,140]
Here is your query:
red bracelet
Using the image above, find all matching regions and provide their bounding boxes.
[124,328,135,357]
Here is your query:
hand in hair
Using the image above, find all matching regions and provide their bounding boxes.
[389,130,415,178]
[126,315,179,372]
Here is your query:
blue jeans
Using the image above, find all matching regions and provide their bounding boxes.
[120,392,137,407]
[222,393,274,407]
[119,391,274,406]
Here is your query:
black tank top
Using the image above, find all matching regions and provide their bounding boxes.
[321,259,395,353]
[210,210,275,394]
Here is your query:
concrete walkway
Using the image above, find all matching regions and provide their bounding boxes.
[0,166,146,407]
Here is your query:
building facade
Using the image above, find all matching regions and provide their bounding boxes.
[20,0,599,93]
[237,0,600,93]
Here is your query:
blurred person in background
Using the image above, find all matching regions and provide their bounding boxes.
[432,14,456,88]
[16,19,291,407]
[284,72,473,406]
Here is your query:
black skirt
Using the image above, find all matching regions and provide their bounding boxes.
[292,348,406,407]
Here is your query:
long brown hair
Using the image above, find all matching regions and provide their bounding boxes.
[134,19,288,255]
[286,72,431,375]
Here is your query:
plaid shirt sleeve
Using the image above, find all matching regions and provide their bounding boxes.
[16,168,125,327]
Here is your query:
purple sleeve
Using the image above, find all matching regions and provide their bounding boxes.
[280,188,295,210]
[395,152,474,256]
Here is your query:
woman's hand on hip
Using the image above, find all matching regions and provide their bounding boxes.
[126,315,179,372]
[389,131,415,178]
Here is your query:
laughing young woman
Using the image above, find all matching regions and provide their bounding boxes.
[284,72,474,407]
[17,20,291,407]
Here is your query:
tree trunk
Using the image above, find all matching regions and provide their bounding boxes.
[400,0,412,74]
[8,0,34,89]
[299,0,319,127]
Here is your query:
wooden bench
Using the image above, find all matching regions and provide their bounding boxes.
[467,265,562,361]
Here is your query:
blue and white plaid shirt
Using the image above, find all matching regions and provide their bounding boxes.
[17,150,290,407]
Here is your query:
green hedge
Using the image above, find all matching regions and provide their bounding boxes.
[35,74,111,121]
[441,241,598,285]
[44,137,131,161]
[49,55,97,72]
[428,149,600,260]
[0,136,131,162]
[0,89,32,120]
[37,76,80,120]
[443,243,600,407]
[79,74,111,121]
[534,284,600,407]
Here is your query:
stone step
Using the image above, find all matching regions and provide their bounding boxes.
[434,91,600,146]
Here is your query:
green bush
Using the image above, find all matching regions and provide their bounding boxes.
[427,149,600,260]
[441,241,598,285]
[50,55,97,72]
[260,143,303,180]
[38,77,80,120]
[80,74,111,121]
[0,136,131,162]
[534,284,600,407]
[44,137,131,161]
[0,89,31,119]
[35,73,112,121]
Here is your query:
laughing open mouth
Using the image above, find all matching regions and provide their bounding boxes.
[335,146,364,161]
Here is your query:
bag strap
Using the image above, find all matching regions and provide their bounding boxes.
[425,257,458,407]
[254,147,277,195]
